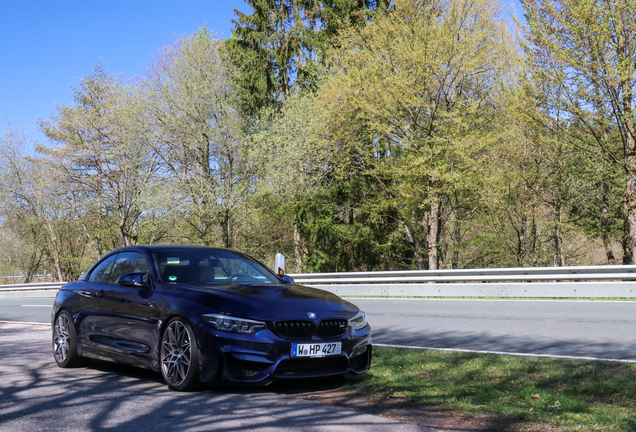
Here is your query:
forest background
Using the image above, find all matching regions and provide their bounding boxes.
[1,0,636,282]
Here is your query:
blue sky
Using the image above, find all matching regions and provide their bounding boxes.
[0,0,248,144]
[1,0,523,145]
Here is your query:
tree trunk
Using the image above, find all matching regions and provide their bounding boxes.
[452,218,461,270]
[221,208,232,249]
[622,133,636,264]
[119,211,129,248]
[403,220,424,270]
[601,162,616,265]
[622,203,633,264]
[593,75,616,266]
[226,208,232,248]
[619,24,636,264]
[624,167,636,263]
[427,198,439,270]
[623,119,636,263]
[553,202,565,267]
[24,250,42,283]
[44,219,64,282]
[293,224,303,273]
[530,207,537,263]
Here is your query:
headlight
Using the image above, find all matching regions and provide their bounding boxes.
[202,314,266,335]
[348,311,367,330]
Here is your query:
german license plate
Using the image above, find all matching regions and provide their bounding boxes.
[291,342,342,358]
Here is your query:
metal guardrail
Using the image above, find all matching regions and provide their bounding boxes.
[0,282,66,298]
[2,265,636,298]
[288,265,636,283]
[0,282,66,291]
[289,265,636,298]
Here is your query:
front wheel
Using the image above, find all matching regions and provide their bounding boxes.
[160,318,200,391]
[52,310,88,368]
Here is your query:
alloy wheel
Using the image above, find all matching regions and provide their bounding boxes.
[161,320,192,387]
[53,313,71,364]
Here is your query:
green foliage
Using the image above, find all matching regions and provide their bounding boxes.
[0,124,90,281]
[293,176,414,272]
[145,29,253,249]
[224,0,383,114]
[521,0,636,262]
[314,0,515,269]
[40,64,162,254]
[2,0,635,278]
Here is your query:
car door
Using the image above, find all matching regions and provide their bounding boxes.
[83,251,161,361]
[76,253,119,350]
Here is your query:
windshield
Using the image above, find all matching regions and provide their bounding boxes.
[152,248,281,285]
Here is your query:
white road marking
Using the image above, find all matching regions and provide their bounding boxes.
[0,320,49,326]
[20,305,52,307]
[374,343,636,363]
[345,297,636,303]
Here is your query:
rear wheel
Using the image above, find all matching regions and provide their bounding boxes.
[161,318,200,391]
[52,310,88,368]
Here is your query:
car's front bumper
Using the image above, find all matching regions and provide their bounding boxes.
[193,320,372,384]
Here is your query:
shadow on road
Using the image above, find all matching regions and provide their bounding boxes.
[371,326,636,360]
[6,322,632,431]
[0,323,424,432]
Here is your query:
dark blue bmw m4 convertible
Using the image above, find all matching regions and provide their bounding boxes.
[51,246,372,390]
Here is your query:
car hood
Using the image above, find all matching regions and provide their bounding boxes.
[167,283,359,321]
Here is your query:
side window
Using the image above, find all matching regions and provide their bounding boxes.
[88,254,119,283]
[104,252,150,284]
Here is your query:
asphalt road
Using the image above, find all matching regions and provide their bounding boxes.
[353,298,636,361]
[0,322,434,432]
[2,297,636,360]
[2,297,635,431]
[0,298,53,323]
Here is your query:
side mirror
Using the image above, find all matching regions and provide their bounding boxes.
[279,274,294,284]
[117,272,151,288]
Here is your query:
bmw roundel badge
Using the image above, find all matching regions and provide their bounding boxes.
[307,312,317,319]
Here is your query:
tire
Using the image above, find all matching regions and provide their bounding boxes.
[52,310,88,368]
[160,318,200,391]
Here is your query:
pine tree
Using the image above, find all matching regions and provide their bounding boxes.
[224,0,383,115]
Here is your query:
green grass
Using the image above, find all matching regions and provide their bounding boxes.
[347,347,636,431]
